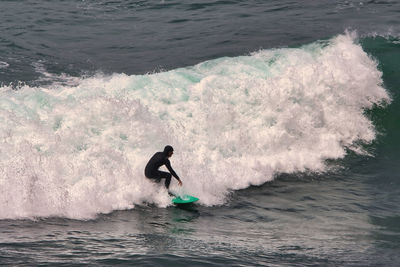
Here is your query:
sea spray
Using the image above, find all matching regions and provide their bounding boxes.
[0,33,390,219]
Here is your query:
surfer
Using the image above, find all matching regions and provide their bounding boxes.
[145,145,183,189]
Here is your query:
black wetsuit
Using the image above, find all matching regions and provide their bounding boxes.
[144,151,180,189]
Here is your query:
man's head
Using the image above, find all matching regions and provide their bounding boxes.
[163,145,174,157]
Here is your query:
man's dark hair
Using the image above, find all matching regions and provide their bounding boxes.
[163,145,174,154]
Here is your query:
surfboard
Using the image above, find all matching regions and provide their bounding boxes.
[172,194,199,204]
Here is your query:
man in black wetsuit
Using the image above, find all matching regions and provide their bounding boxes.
[145,145,183,189]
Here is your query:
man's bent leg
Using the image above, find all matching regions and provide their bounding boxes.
[146,172,161,183]
[158,171,172,189]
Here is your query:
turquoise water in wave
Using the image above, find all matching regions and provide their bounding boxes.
[1,1,400,266]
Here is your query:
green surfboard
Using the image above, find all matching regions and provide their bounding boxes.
[172,194,199,204]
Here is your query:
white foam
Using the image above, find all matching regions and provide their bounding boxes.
[0,61,9,69]
[0,32,390,219]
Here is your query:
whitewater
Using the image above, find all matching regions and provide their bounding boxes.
[0,33,390,220]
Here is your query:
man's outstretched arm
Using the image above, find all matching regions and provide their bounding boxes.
[165,160,182,186]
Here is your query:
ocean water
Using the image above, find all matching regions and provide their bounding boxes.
[0,0,399,266]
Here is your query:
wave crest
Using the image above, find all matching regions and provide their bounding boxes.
[0,32,390,219]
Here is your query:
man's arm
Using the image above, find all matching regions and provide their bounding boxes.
[165,159,182,185]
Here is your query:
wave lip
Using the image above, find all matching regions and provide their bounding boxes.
[0,32,391,220]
